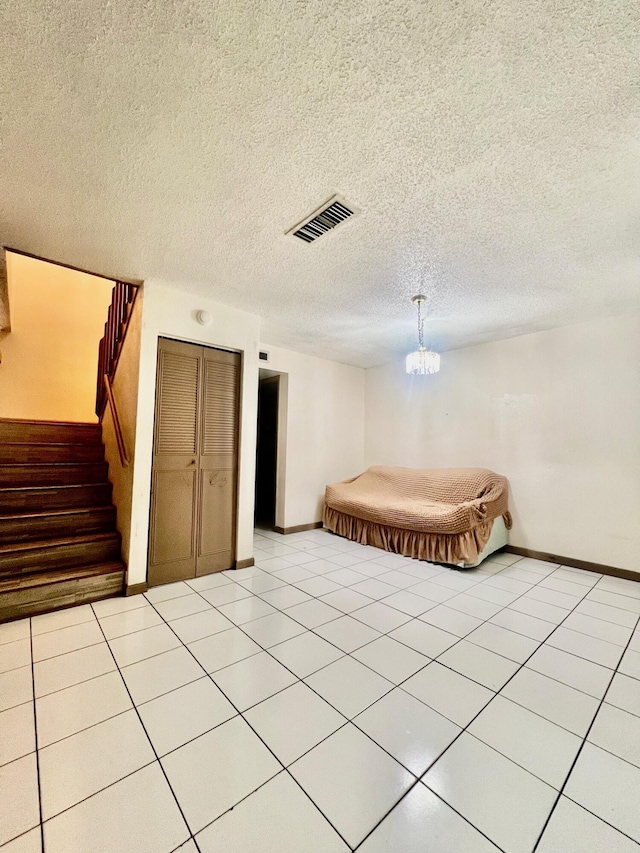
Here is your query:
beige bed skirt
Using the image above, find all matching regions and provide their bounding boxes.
[323,505,510,565]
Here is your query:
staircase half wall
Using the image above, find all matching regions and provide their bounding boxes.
[100,287,143,575]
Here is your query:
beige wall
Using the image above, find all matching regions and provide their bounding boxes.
[262,345,365,529]
[364,314,640,572]
[126,281,261,587]
[0,253,113,422]
[102,289,143,569]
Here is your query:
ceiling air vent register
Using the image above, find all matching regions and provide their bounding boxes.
[286,194,359,243]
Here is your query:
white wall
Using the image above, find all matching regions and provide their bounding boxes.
[263,345,365,529]
[0,253,113,422]
[126,282,260,587]
[365,314,640,572]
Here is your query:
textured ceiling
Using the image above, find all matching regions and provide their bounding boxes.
[1,0,638,367]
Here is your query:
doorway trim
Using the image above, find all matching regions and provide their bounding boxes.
[255,368,289,532]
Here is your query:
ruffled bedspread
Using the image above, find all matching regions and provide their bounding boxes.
[323,466,512,564]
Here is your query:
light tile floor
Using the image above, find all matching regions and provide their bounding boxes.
[2,528,640,852]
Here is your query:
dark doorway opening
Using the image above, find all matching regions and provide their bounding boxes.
[254,375,279,528]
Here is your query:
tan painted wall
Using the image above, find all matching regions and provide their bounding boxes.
[0,253,114,422]
[101,289,143,569]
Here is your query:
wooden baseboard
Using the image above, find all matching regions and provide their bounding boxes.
[273,521,323,535]
[125,582,148,596]
[505,545,639,582]
[235,557,255,570]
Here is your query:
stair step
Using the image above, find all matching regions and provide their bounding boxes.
[0,443,105,464]
[0,419,125,622]
[0,482,112,513]
[0,462,110,487]
[0,532,121,576]
[0,419,102,445]
[0,562,125,622]
[0,506,117,543]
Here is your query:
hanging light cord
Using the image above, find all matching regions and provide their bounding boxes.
[417,298,425,350]
[407,294,440,375]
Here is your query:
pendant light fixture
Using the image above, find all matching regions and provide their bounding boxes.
[406,295,440,375]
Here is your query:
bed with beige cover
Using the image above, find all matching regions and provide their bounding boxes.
[323,466,512,568]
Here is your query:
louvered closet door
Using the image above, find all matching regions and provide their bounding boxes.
[196,348,240,575]
[149,339,200,584]
[148,338,240,586]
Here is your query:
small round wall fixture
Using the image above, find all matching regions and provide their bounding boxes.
[195,310,212,326]
[406,295,440,375]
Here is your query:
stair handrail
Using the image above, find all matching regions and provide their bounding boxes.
[103,374,130,467]
[95,281,139,417]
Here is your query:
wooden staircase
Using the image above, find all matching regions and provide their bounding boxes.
[0,419,126,622]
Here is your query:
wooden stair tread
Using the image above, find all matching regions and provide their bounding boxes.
[0,444,105,463]
[0,443,104,450]
[0,562,125,593]
[0,418,127,622]
[0,506,114,522]
[0,482,112,514]
[0,418,98,426]
[0,530,119,555]
[0,506,117,545]
[0,483,110,494]
[0,420,102,445]
[0,481,110,492]
[0,461,106,467]
[0,463,110,487]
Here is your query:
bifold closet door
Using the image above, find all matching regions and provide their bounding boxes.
[148,338,240,586]
[196,347,240,575]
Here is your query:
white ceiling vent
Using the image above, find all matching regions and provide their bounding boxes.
[286,194,359,244]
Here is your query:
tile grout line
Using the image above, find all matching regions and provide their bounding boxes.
[276,559,634,700]
[352,559,618,851]
[236,561,612,648]
[258,554,553,624]
[22,571,639,831]
[150,570,511,853]
[32,619,352,770]
[20,534,640,851]
[139,595,357,852]
[142,584,502,844]
[149,547,639,773]
[87,603,204,853]
[262,530,632,588]
[24,551,639,721]
[32,760,159,829]
[28,614,97,640]
[25,651,194,839]
[255,536,640,632]
[310,551,586,692]
[355,778,509,853]
[30,637,105,666]
[27,616,46,853]
[530,609,640,852]
[551,796,640,848]
[255,544,638,849]
[245,539,640,843]
[149,547,602,850]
